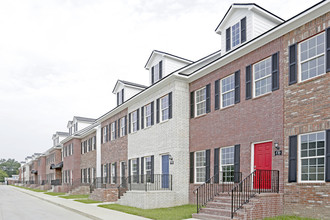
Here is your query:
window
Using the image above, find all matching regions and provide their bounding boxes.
[102,126,107,143]
[221,74,235,108]
[232,22,240,48]
[118,89,124,105]
[151,61,162,84]
[221,147,234,182]
[160,95,169,121]
[195,87,206,116]
[131,159,138,183]
[195,151,206,183]
[145,104,152,127]
[299,33,325,82]
[131,111,137,132]
[253,57,272,97]
[103,164,107,181]
[145,156,152,182]
[154,64,160,82]
[111,164,116,184]
[300,131,325,182]
[111,122,116,140]
[120,117,125,137]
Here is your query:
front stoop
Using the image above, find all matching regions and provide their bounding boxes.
[192,193,283,220]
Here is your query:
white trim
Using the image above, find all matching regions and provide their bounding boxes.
[194,150,206,184]
[219,146,235,182]
[252,56,272,98]
[195,87,207,117]
[160,94,170,122]
[220,74,235,109]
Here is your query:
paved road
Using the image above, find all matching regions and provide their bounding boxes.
[0,185,91,220]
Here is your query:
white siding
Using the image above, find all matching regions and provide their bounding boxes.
[253,11,279,38]
[163,58,189,77]
[125,87,143,101]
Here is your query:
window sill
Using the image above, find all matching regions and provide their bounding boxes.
[298,73,327,85]
[193,113,207,119]
[220,104,235,111]
[252,91,272,100]
[295,182,327,185]
[159,119,169,124]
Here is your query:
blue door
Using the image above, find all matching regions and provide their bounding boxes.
[162,155,169,188]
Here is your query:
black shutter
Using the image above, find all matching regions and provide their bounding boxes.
[156,98,160,123]
[137,109,140,131]
[94,136,96,150]
[122,89,124,103]
[151,67,155,84]
[235,70,240,103]
[141,107,144,129]
[105,126,108,142]
[101,127,103,144]
[206,84,211,113]
[168,92,172,119]
[114,121,117,139]
[272,52,280,91]
[151,155,154,183]
[151,101,154,126]
[326,28,330,72]
[159,61,163,79]
[234,144,240,183]
[81,143,83,154]
[214,80,220,110]
[325,130,330,182]
[114,162,117,184]
[241,17,246,43]
[118,119,120,138]
[190,152,194,183]
[101,164,103,183]
[128,113,131,134]
[128,160,131,183]
[226,27,231,52]
[289,135,298,182]
[289,43,297,85]
[106,164,109,183]
[214,148,219,183]
[141,157,144,183]
[124,116,127,135]
[117,92,119,106]
[190,92,194,118]
[136,158,140,183]
[108,163,111,183]
[206,149,210,182]
[246,65,252,100]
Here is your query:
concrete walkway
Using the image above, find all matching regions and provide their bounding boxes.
[11,186,148,220]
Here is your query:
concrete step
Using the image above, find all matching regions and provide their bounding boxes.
[206,201,232,209]
[213,196,231,203]
[192,213,236,220]
[199,207,232,217]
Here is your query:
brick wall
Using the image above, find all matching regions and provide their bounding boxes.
[81,131,97,180]
[38,156,46,183]
[189,36,284,203]
[62,138,82,183]
[282,12,330,219]
[89,188,119,202]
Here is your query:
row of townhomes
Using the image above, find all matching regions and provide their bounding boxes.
[18,1,330,219]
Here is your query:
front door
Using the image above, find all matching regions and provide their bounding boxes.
[254,142,272,189]
[162,155,169,188]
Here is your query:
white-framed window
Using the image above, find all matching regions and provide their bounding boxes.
[131,111,138,132]
[118,89,124,105]
[232,22,240,48]
[102,126,107,143]
[154,63,160,82]
[70,143,73,155]
[195,87,206,117]
[299,131,325,182]
[221,74,235,108]
[220,146,235,182]
[195,151,206,183]
[299,32,325,82]
[120,117,125,137]
[160,95,169,122]
[111,122,116,140]
[145,156,152,182]
[253,57,272,97]
[145,103,152,127]
[131,159,138,183]
[111,163,116,184]
[103,164,107,180]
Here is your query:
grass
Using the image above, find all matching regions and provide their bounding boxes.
[11,185,46,192]
[60,194,90,199]
[264,216,318,220]
[44,192,66,196]
[98,204,196,220]
[75,199,102,204]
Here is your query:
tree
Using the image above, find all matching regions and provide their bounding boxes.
[0,169,8,182]
[0,158,20,177]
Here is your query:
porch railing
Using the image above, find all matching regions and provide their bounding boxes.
[231,170,279,218]
[194,172,242,213]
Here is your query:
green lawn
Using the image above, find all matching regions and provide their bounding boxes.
[264,216,318,220]
[60,194,90,199]
[98,204,196,220]
[11,185,46,192]
[75,199,102,204]
[44,192,66,196]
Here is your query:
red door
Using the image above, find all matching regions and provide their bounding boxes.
[254,142,272,189]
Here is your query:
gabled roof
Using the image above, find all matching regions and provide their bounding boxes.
[215,3,284,34]
[112,80,148,94]
[52,131,69,138]
[144,50,193,69]
[73,116,96,123]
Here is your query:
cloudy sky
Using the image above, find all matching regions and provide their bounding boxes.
[0,0,321,162]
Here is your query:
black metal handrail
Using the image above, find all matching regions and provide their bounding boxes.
[194,172,242,213]
[231,170,279,218]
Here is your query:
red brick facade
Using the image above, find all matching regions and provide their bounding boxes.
[80,131,97,183]
[62,138,81,184]
[282,12,330,219]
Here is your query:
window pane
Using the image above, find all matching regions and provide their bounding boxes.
[254,57,272,97]
[221,74,235,108]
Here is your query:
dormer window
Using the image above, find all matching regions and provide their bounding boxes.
[117,89,124,106]
[226,17,246,51]
[151,61,163,84]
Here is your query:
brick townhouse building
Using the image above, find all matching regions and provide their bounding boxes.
[17,1,329,219]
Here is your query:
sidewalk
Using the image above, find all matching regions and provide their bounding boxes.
[11,186,148,220]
